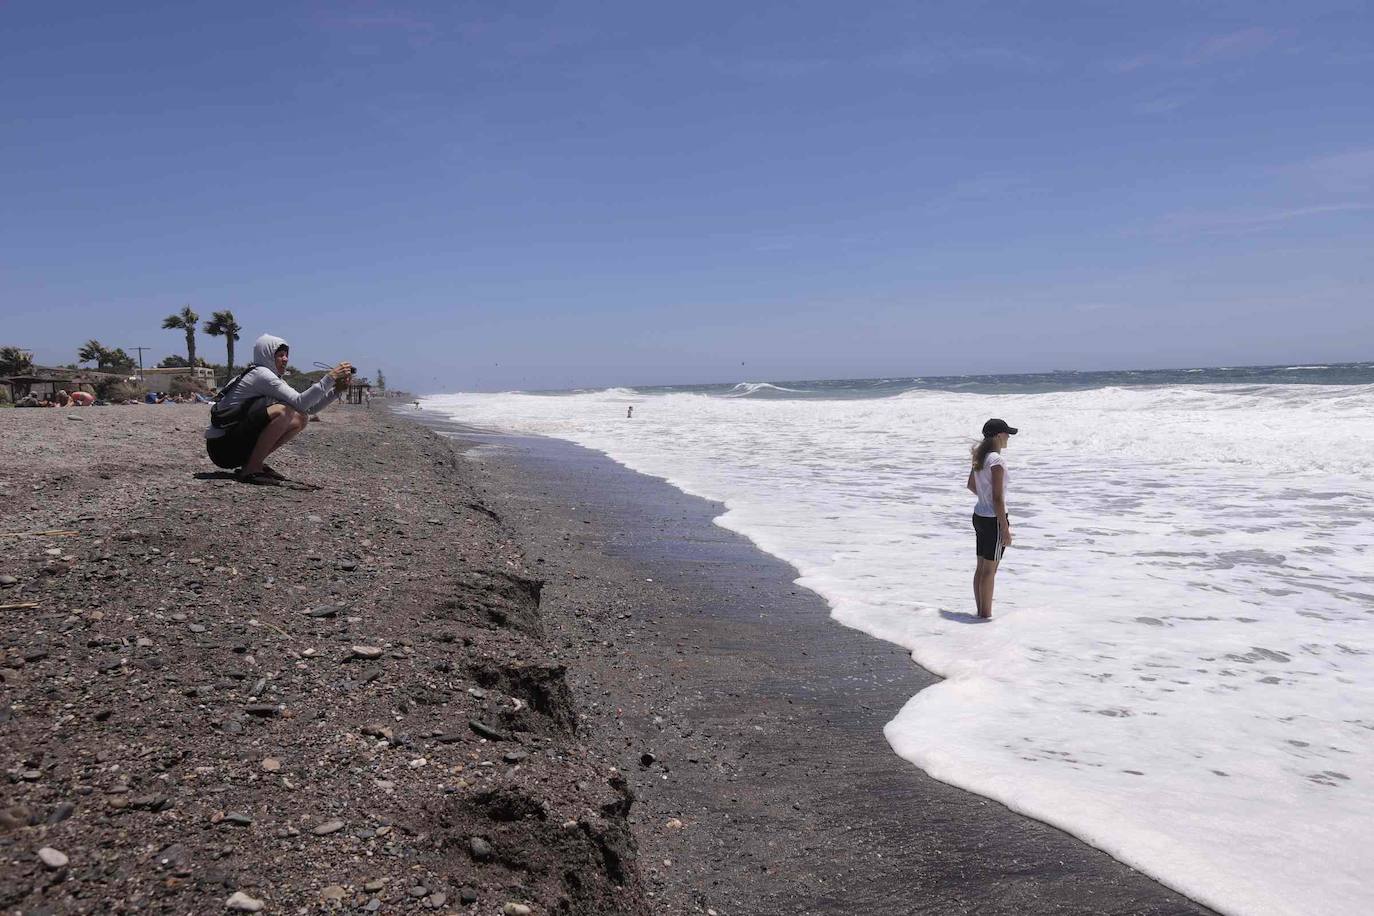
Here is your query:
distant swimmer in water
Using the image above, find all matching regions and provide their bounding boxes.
[967,418,1017,619]
[627,406,633,419]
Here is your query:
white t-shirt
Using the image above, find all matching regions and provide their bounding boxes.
[973,452,1007,518]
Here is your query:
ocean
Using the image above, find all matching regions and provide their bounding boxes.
[422,362,1374,916]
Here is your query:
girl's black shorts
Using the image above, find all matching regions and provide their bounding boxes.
[973,513,1004,561]
[206,397,272,469]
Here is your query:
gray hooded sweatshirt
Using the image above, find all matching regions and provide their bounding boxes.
[203,334,341,440]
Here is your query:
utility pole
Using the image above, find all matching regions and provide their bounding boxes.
[129,346,150,380]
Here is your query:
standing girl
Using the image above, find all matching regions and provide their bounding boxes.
[967,418,1017,619]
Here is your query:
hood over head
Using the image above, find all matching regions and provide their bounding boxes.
[251,334,289,376]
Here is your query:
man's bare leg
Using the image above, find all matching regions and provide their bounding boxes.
[271,413,307,453]
[242,406,307,475]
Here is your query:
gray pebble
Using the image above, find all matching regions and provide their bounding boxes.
[38,846,69,869]
[46,802,75,824]
[225,891,264,912]
[468,720,506,741]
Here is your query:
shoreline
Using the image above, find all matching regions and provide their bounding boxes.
[400,405,1216,916]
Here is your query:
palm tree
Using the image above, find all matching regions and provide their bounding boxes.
[78,339,110,368]
[0,346,34,377]
[76,340,135,372]
[204,309,241,382]
[161,305,200,366]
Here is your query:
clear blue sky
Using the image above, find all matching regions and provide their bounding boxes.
[3,1,1371,392]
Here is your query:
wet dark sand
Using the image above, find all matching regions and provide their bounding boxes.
[404,408,1215,916]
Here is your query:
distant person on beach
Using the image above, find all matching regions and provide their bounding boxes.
[68,390,94,406]
[627,405,633,419]
[204,333,352,484]
[968,418,1017,619]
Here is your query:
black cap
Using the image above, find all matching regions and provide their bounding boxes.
[982,418,1018,437]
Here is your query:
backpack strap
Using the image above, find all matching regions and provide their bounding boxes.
[212,365,259,403]
[210,366,264,429]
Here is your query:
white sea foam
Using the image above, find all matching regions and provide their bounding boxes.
[423,383,1374,916]
[725,381,804,396]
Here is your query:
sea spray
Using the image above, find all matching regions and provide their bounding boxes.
[424,378,1374,916]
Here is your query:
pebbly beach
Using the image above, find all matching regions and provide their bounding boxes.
[6,2,1371,910]
[0,404,647,915]
[0,400,1220,914]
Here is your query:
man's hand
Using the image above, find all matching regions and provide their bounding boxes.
[1000,521,1013,547]
[329,362,354,390]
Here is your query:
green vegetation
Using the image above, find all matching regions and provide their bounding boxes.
[1,346,34,376]
[10,310,381,398]
[99,380,142,402]
[161,305,200,366]
[78,340,136,372]
[281,367,328,393]
[204,310,241,382]
[157,354,212,369]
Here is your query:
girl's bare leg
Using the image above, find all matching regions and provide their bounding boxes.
[975,558,1000,618]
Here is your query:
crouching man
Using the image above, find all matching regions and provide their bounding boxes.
[205,333,352,484]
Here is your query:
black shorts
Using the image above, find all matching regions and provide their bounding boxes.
[973,513,1004,562]
[206,397,272,469]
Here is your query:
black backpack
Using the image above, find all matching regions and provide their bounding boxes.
[210,366,264,429]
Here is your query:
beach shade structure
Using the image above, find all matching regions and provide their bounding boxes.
[345,379,372,404]
[1,374,60,401]
[2,369,124,401]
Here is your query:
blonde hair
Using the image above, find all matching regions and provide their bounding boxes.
[970,436,998,471]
